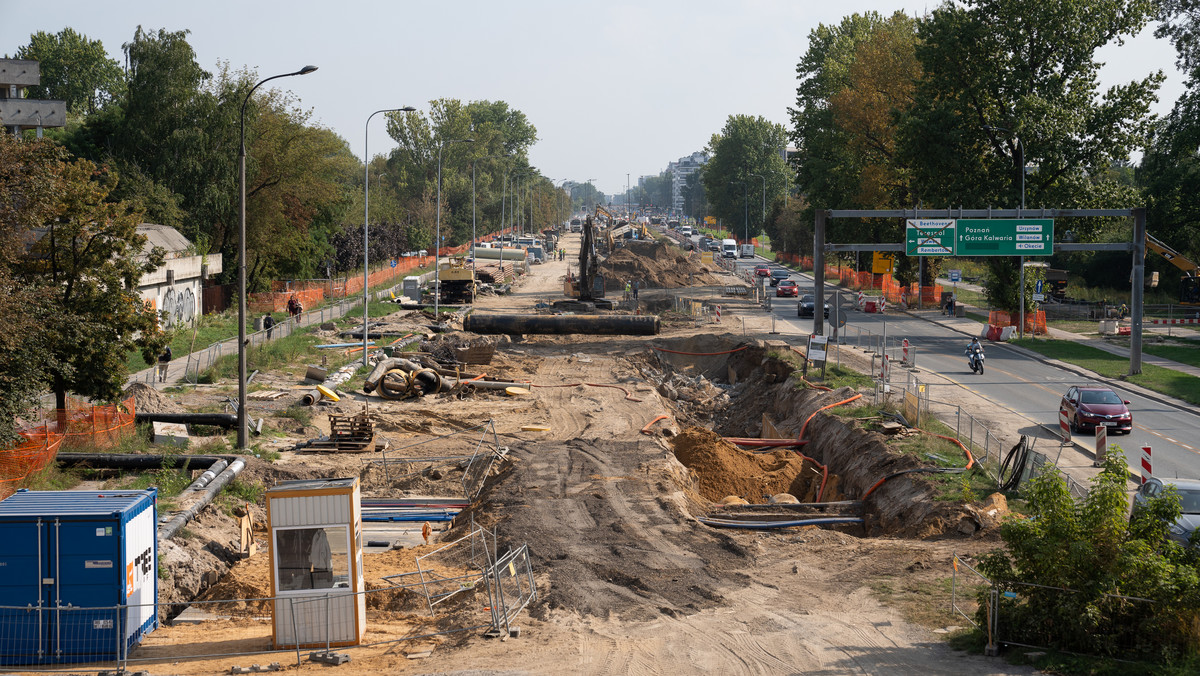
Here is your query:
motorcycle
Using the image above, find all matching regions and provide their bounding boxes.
[966,345,985,374]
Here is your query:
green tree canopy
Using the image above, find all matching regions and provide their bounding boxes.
[17,28,124,115]
[703,115,787,240]
[897,0,1162,311]
[5,137,166,413]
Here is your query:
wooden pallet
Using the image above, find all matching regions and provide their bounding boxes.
[452,343,496,365]
[314,412,376,452]
[249,390,290,400]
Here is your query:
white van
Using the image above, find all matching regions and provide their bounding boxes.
[680,226,693,237]
[721,239,737,258]
[740,244,755,258]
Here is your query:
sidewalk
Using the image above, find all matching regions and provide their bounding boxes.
[129,293,379,389]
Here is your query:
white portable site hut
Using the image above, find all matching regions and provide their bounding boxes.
[267,477,365,649]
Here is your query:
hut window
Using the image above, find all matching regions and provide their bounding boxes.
[275,526,350,591]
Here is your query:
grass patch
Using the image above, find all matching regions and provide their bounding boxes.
[340,299,403,323]
[1142,342,1200,369]
[1012,338,1200,405]
[949,287,987,308]
[964,311,989,324]
[869,575,963,628]
[20,464,84,491]
[198,330,327,382]
[1045,319,1103,336]
[277,405,312,425]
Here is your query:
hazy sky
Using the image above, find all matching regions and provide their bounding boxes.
[1,0,1186,195]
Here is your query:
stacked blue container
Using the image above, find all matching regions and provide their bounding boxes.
[0,488,158,665]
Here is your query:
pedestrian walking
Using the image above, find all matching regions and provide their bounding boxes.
[624,280,631,301]
[157,345,172,383]
[632,280,639,301]
[263,313,276,339]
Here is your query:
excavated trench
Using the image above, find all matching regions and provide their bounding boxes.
[641,334,991,539]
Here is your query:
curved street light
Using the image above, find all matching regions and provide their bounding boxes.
[435,138,475,315]
[362,107,416,365]
[238,64,317,450]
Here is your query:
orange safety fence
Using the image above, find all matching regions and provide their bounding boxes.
[987,310,1048,334]
[0,397,136,498]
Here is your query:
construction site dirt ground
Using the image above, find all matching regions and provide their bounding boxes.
[100,233,1043,675]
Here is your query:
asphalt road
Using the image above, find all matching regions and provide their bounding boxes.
[723,253,1200,482]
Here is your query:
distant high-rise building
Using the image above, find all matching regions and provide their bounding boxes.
[670,151,709,212]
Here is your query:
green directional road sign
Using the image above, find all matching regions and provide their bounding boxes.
[905,219,956,256]
[956,219,1054,256]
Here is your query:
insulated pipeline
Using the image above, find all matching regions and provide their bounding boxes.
[158,458,246,541]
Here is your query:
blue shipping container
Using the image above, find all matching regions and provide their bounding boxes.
[0,489,157,665]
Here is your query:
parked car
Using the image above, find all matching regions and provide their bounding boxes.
[1132,477,1200,547]
[768,268,791,286]
[798,294,830,318]
[1059,385,1133,434]
[754,265,770,277]
[776,279,799,297]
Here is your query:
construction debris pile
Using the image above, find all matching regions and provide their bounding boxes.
[598,240,724,290]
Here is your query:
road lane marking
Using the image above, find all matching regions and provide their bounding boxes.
[931,346,1198,456]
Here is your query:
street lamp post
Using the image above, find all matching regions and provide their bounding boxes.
[472,154,510,279]
[984,125,1028,338]
[237,65,316,450]
[435,137,475,316]
[363,106,415,367]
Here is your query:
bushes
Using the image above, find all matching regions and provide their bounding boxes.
[978,446,1200,662]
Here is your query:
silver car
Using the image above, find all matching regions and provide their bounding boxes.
[1132,477,1200,547]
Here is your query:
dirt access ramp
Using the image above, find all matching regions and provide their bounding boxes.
[434,330,1032,675]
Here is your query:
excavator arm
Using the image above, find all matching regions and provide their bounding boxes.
[1147,233,1200,304]
[1146,233,1199,277]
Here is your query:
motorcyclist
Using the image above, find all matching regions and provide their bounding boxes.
[965,337,984,368]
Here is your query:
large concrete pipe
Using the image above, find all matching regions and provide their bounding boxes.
[464,313,660,336]
[471,246,528,261]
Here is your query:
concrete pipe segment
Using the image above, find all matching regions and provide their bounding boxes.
[464,313,660,336]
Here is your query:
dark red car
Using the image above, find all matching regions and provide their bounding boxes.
[754,265,770,277]
[776,279,799,297]
[1059,385,1133,434]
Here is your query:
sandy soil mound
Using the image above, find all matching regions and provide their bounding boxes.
[672,427,821,503]
[123,382,186,413]
[599,240,724,290]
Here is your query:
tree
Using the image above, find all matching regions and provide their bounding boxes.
[703,115,787,240]
[898,0,1161,312]
[979,448,1200,658]
[1140,0,1200,273]
[382,99,540,249]
[0,136,61,442]
[789,12,923,271]
[17,28,124,115]
[7,138,166,413]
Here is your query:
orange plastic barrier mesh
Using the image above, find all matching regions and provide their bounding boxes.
[0,397,136,498]
[987,310,1048,334]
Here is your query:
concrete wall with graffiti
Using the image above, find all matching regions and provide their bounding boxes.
[137,252,223,329]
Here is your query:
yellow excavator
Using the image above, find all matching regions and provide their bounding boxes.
[1146,233,1200,305]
